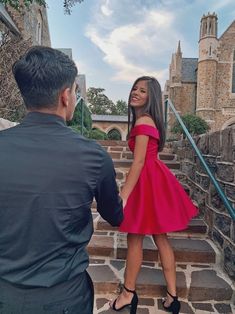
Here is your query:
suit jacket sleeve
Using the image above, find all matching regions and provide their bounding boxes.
[95,151,123,226]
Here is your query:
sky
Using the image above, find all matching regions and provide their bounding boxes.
[46,0,235,104]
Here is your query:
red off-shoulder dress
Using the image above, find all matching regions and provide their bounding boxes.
[119,124,198,235]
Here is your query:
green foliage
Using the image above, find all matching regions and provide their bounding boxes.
[68,101,108,140]
[107,129,121,140]
[87,87,127,116]
[0,0,45,10]
[0,0,84,14]
[172,114,210,136]
[89,128,108,140]
[67,99,92,130]
[111,100,128,115]
[70,125,90,137]
[87,87,114,115]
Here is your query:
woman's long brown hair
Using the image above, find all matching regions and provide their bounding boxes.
[127,76,166,152]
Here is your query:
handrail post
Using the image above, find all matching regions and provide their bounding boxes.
[164,99,168,132]
[81,98,84,136]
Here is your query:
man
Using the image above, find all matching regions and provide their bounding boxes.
[0,46,123,313]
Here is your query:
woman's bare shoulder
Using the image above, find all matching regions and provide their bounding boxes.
[135,115,156,127]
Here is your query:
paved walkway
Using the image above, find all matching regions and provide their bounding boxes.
[91,142,235,313]
[89,215,235,314]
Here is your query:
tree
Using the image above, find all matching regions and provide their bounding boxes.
[67,99,92,133]
[172,114,210,137]
[87,87,114,115]
[87,87,128,116]
[110,100,128,115]
[0,0,84,14]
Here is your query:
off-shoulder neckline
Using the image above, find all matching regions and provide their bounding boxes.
[132,124,158,130]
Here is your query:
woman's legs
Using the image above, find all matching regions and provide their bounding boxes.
[153,233,177,306]
[110,233,144,309]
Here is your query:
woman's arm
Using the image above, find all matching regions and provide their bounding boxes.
[120,116,155,205]
[120,134,148,205]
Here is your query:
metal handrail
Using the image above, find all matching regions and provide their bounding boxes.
[164,98,235,221]
[76,96,84,135]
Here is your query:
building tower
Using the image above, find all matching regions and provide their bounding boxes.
[196,12,218,126]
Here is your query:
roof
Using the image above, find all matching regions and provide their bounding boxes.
[219,19,235,40]
[0,4,20,35]
[57,48,72,59]
[92,114,128,122]
[181,58,198,82]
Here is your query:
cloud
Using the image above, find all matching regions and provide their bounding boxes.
[211,0,235,11]
[101,0,113,16]
[75,60,92,76]
[86,6,181,86]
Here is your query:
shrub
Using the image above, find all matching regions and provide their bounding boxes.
[88,128,108,140]
[172,114,210,137]
[67,100,92,130]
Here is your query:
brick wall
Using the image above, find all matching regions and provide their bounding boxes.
[170,126,235,280]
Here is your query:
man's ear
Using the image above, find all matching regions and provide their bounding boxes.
[60,88,70,107]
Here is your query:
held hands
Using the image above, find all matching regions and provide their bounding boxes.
[122,198,127,208]
[120,192,127,208]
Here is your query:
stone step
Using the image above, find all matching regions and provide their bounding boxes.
[109,151,177,161]
[87,233,216,264]
[88,259,234,306]
[94,215,207,237]
[113,159,181,170]
[98,140,128,147]
[93,294,234,314]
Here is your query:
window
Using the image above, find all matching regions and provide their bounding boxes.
[232,50,235,93]
[36,12,43,44]
[0,31,3,45]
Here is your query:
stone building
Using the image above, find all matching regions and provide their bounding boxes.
[0,1,50,121]
[58,49,87,101]
[92,115,128,140]
[164,13,235,132]
[0,2,50,45]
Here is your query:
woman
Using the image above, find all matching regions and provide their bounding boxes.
[110,76,198,314]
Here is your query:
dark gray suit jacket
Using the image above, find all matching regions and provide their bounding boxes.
[0,112,123,287]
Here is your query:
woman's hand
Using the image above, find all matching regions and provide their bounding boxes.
[120,193,127,208]
[122,198,127,208]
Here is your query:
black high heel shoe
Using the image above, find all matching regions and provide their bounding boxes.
[110,285,138,314]
[162,290,181,314]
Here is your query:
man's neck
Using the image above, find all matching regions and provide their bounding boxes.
[28,108,66,121]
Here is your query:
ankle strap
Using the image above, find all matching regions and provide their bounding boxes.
[167,290,178,300]
[123,285,135,294]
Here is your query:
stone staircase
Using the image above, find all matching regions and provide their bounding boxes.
[88,141,235,314]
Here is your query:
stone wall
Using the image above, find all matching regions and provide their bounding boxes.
[0,3,51,121]
[196,60,217,122]
[170,126,235,280]
[6,3,50,46]
[92,121,128,141]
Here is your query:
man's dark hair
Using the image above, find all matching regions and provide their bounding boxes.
[12,46,78,109]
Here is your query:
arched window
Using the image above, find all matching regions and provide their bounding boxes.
[107,129,121,140]
[36,12,43,44]
[232,50,235,93]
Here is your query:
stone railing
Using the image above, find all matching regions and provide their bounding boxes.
[0,118,18,130]
[169,126,235,280]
